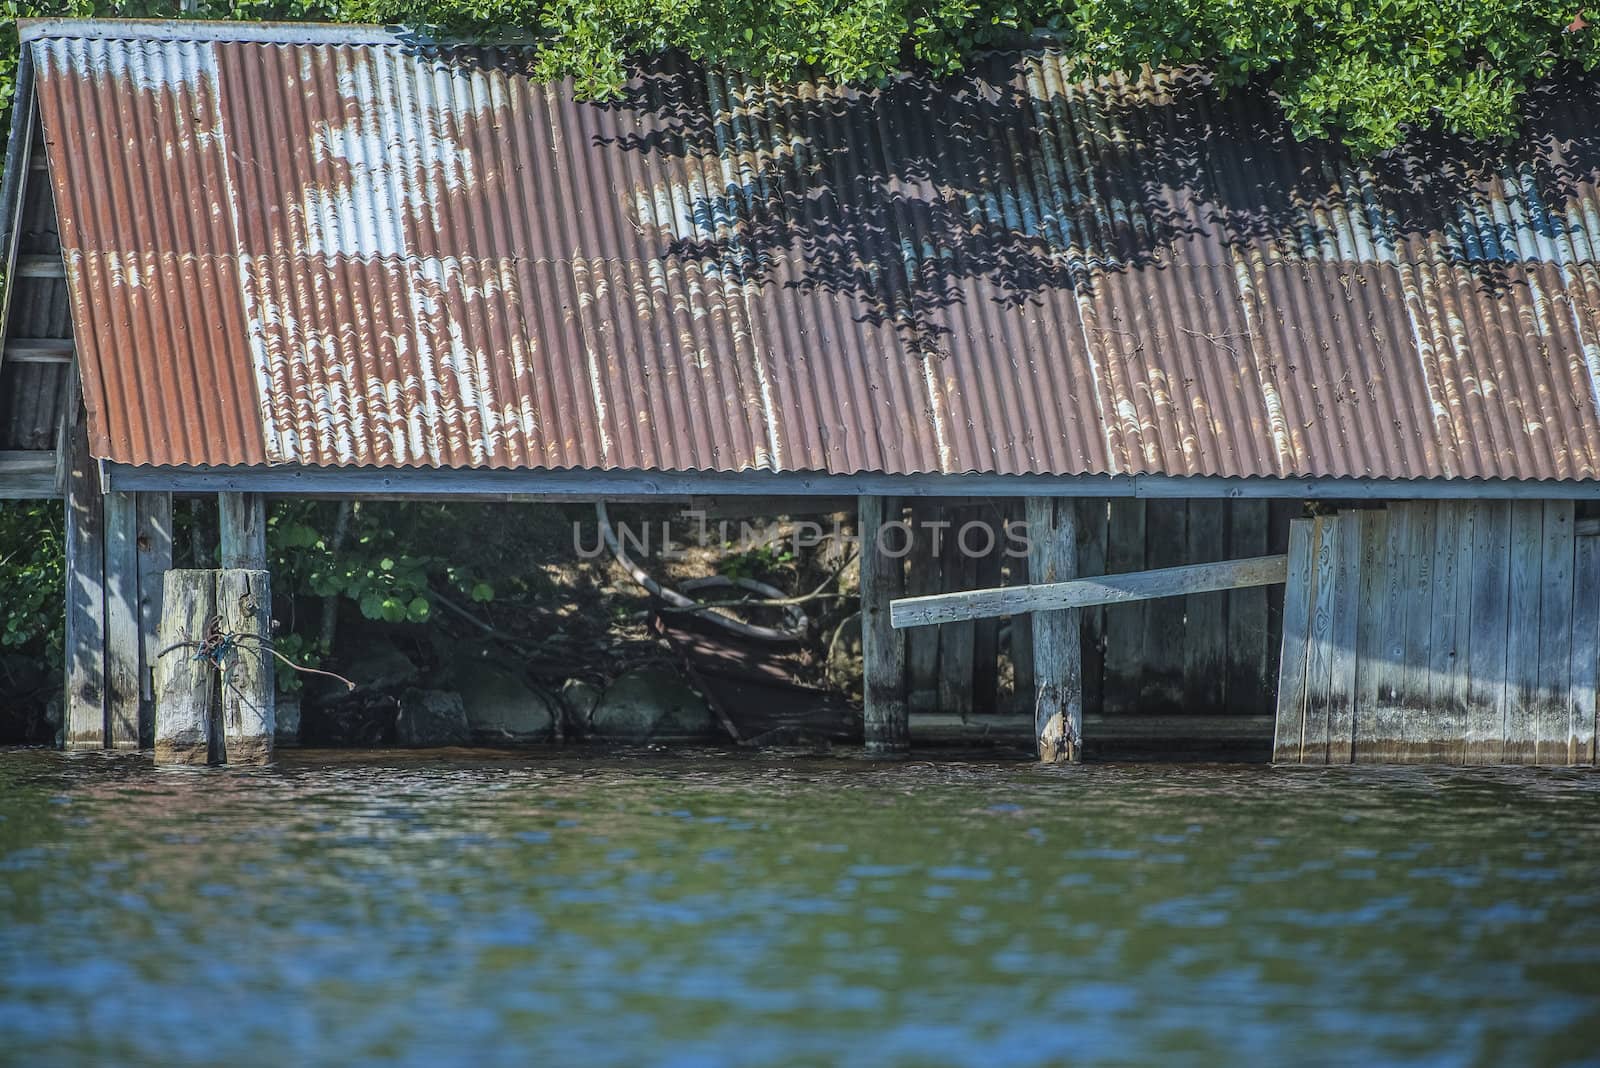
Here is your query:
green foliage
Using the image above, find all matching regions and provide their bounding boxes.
[0,0,1594,157]
[0,502,64,672]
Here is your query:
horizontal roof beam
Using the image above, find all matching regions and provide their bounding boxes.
[0,451,58,498]
[102,462,1600,500]
[13,254,63,278]
[4,338,72,362]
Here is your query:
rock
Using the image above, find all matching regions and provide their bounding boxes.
[275,694,302,746]
[591,666,715,739]
[459,668,556,743]
[396,688,472,747]
[338,639,420,695]
[559,678,601,727]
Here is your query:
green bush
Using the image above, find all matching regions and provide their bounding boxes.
[0,501,63,673]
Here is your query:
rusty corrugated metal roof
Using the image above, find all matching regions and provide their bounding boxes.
[19,19,1600,481]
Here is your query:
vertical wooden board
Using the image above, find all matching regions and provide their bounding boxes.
[63,420,106,750]
[1102,498,1146,714]
[970,510,1003,716]
[218,568,275,765]
[1466,502,1512,764]
[1140,499,1187,711]
[1535,501,1575,765]
[1226,500,1272,716]
[102,491,142,750]
[1027,497,1082,762]
[218,492,268,569]
[1397,503,1437,762]
[1075,498,1107,718]
[904,499,943,715]
[153,569,217,765]
[1264,499,1304,699]
[858,496,908,754]
[135,492,174,749]
[1503,501,1544,764]
[1301,515,1342,764]
[1271,517,1315,763]
[1184,499,1228,712]
[1569,535,1600,765]
[1349,509,1386,761]
[1426,501,1472,764]
[937,505,978,717]
[1331,509,1368,764]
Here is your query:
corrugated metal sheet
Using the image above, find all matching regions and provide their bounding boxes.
[21,19,1600,481]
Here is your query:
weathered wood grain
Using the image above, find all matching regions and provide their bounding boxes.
[1503,501,1543,764]
[859,496,908,755]
[1328,510,1362,764]
[1535,501,1575,765]
[1027,497,1082,763]
[1426,501,1473,764]
[1398,502,1436,762]
[970,511,1003,715]
[1569,535,1600,765]
[218,491,267,569]
[1466,502,1511,764]
[135,492,173,749]
[1271,518,1315,763]
[102,491,142,750]
[1007,502,1034,716]
[63,419,106,750]
[153,569,216,766]
[1299,516,1341,763]
[1352,508,1389,762]
[218,568,275,765]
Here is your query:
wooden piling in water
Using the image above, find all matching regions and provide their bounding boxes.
[153,569,216,765]
[859,495,908,755]
[218,568,275,765]
[1026,497,1081,763]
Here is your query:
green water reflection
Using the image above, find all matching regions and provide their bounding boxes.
[0,749,1597,1066]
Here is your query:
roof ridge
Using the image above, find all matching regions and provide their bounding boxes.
[18,18,446,49]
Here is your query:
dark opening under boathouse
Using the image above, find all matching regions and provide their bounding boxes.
[5,18,1600,765]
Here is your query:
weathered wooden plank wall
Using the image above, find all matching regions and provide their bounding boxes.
[902,498,1297,720]
[1273,500,1597,765]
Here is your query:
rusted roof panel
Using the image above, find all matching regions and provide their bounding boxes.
[21,20,1600,481]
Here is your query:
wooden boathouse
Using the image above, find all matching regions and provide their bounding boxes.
[3,19,1600,765]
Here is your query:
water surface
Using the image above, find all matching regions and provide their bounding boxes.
[1,749,1597,1066]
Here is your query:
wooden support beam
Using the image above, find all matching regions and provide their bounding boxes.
[3,338,73,363]
[0,451,56,498]
[218,568,274,765]
[14,253,64,277]
[858,495,908,755]
[102,492,141,749]
[218,491,267,568]
[63,421,106,749]
[891,553,1289,628]
[136,493,173,748]
[1027,497,1081,764]
[153,569,217,765]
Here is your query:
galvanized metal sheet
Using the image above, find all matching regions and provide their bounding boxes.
[22,21,1600,480]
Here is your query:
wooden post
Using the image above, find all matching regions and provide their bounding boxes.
[219,492,267,568]
[218,568,275,765]
[63,418,106,749]
[1027,497,1081,763]
[136,493,173,748]
[103,491,141,749]
[153,569,216,765]
[937,504,977,717]
[859,496,908,755]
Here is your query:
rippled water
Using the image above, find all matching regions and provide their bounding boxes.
[1,749,1598,1066]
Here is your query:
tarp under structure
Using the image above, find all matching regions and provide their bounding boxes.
[12,18,1600,490]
